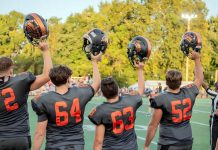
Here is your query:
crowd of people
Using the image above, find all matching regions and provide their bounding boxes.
[30,79,213,100]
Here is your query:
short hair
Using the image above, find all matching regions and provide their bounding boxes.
[166,70,182,90]
[49,65,72,86]
[101,77,119,99]
[0,57,13,73]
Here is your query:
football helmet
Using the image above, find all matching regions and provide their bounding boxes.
[83,28,108,60]
[23,13,49,46]
[127,36,151,67]
[180,31,202,56]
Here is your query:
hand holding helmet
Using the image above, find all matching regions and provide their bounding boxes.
[127,36,151,68]
[180,31,202,56]
[83,28,108,60]
[23,13,49,46]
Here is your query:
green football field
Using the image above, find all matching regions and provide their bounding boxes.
[28,97,211,150]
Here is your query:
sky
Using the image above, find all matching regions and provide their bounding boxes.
[0,0,217,22]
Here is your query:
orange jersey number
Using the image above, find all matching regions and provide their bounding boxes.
[111,106,134,134]
[1,88,19,112]
[171,98,192,123]
[55,98,82,126]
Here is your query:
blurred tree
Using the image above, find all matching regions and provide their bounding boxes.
[0,11,24,57]
[0,0,217,86]
[206,16,218,84]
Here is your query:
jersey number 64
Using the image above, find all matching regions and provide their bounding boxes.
[55,98,81,126]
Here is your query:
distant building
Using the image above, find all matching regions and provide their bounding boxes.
[129,80,193,91]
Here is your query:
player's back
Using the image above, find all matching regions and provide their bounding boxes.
[0,72,35,138]
[150,84,199,145]
[89,94,142,150]
[32,85,94,149]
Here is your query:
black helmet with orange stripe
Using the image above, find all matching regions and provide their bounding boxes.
[180,31,202,56]
[127,36,151,67]
[23,13,49,45]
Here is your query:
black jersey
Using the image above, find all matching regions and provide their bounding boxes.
[32,86,94,149]
[88,94,142,150]
[0,72,36,138]
[150,84,199,145]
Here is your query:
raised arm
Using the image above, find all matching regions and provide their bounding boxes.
[30,41,53,91]
[202,81,209,90]
[189,51,203,89]
[90,53,102,94]
[135,62,145,95]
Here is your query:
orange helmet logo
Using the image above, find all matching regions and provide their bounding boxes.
[134,40,142,53]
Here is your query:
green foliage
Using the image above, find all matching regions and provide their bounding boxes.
[0,11,24,56]
[0,0,217,86]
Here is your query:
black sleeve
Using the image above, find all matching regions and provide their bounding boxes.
[80,85,95,102]
[20,72,36,92]
[133,94,143,109]
[122,93,143,109]
[206,88,218,97]
[31,98,48,122]
[26,72,36,85]
[183,84,199,97]
[150,96,163,109]
[88,107,102,125]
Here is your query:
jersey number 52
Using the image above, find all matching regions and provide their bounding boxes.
[171,98,192,123]
[55,98,81,126]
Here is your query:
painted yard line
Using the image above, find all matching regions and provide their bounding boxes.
[196,104,211,106]
[138,110,150,114]
[84,116,89,120]
[195,102,211,104]
[89,102,102,105]
[195,106,211,110]
[193,109,210,114]
[137,136,157,145]
[195,101,211,103]
[190,121,209,127]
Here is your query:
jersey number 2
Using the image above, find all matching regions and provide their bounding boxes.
[111,106,134,134]
[1,88,19,112]
[55,98,81,126]
[171,98,192,123]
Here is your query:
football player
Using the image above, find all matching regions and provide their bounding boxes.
[32,53,101,150]
[0,41,52,150]
[88,61,145,150]
[88,35,151,150]
[144,51,203,150]
[202,81,218,150]
[31,28,107,150]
